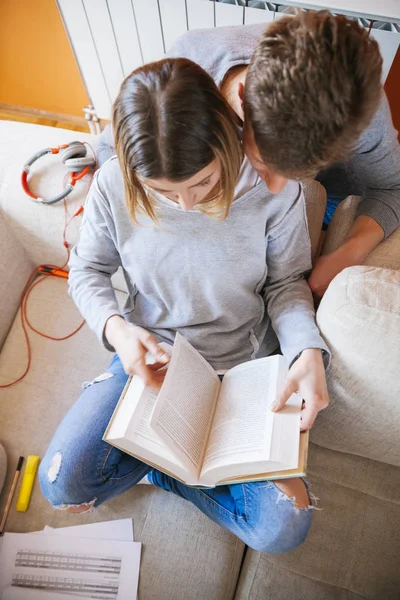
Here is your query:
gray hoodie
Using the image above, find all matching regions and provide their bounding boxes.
[69,157,329,369]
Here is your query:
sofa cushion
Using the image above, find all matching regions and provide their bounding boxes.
[0,276,244,600]
[0,121,97,265]
[137,489,244,600]
[322,195,400,271]
[311,267,400,465]
[235,443,400,600]
[312,266,400,465]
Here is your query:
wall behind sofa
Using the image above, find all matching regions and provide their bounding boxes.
[0,0,399,133]
[0,0,89,118]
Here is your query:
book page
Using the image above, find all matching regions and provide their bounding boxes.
[269,392,302,467]
[219,431,309,485]
[200,356,284,478]
[104,374,192,484]
[126,384,177,455]
[150,333,221,476]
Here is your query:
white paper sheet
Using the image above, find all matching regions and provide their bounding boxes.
[3,588,87,600]
[0,533,141,600]
[40,518,134,542]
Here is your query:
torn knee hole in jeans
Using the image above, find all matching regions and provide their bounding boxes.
[48,452,62,483]
[52,498,97,513]
[47,454,97,512]
[82,371,114,389]
[276,490,322,512]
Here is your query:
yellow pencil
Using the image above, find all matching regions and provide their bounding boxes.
[0,456,23,535]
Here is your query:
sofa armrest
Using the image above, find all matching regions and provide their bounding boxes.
[303,179,327,262]
[322,195,359,254]
[0,211,34,350]
[312,265,400,466]
[323,195,400,271]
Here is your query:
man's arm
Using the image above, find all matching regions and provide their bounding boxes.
[310,93,400,297]
[354,93,400,238]
[309,215,384,298]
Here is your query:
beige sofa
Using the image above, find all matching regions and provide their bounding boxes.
[0,120,399,600]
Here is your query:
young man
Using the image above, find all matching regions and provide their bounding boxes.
[98,10,400,298]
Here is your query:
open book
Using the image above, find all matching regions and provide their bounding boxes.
[103,333,308,487]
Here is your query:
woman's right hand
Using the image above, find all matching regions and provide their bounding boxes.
[105,316,170,390]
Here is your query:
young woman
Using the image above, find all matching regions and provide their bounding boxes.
[39,58,329,553]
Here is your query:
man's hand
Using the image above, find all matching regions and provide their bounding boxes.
[308,247,356,299]
[270,349,329,431]
[309,216,384,299]
[105,316,170,390]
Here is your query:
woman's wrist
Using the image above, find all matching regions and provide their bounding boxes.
[104,315,126,347]
[292,348,329,369]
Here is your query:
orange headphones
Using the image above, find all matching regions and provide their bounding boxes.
[21,141,96,205]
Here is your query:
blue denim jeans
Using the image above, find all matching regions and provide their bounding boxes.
[39,355,313,554]
[323,194,344,229]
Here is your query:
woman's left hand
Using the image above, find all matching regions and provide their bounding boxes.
[270,349,329,431]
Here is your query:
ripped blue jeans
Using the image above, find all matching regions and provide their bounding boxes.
[39,354,313,554]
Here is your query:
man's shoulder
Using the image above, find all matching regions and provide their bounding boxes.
[168,23,266,54]
[354,91,397,155]
[167,23,266,84]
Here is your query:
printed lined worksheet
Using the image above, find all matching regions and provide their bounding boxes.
[0,527,141,600]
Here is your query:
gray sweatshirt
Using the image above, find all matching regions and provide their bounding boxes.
[99,23,400,238]
[69,156,329,370]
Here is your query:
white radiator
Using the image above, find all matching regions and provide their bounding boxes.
[57,0,400,121]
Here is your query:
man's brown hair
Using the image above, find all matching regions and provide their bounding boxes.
[245,10,383,178]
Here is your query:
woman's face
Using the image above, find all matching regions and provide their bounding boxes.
[141,158,222,211]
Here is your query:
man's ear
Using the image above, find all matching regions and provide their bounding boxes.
[238,82,245,111]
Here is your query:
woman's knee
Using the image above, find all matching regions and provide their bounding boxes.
[39,359,127,510]
[39,448,98,511]
[274,478,310,509]
[244,504,313,554]
[237,481,314,554]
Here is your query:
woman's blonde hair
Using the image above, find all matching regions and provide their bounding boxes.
[112,58,243,223]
